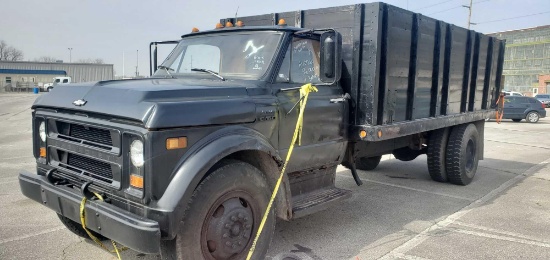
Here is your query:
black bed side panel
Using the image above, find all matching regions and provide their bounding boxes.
[223,2,505,128]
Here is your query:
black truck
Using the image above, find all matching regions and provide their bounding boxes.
[19,2,504,259]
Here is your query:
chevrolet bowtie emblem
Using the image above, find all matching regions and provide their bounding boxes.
[73,99,87,106]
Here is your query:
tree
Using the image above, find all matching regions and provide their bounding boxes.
[34,56,58,62]
[0,40,24,61]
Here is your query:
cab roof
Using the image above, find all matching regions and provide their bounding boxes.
[181,26,302,39]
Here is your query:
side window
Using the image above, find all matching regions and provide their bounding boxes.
[55,79,60,83]
[290,38,321,84]
[62,79,69,83]
[276,48,290,82]
[528,98,537,104]
[504,96,514,103]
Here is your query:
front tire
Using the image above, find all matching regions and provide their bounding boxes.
[526,112,539,123]
[446,124,479,186]
[356,156,382,171]
[166,160,275,260]
[57,214,107,241]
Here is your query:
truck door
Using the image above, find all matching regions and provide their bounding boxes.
[271,36,347,172]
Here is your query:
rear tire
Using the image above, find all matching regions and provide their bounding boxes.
[57,214,107,241]
[164,160,275,260]
[392,147,422,162]
[427,128,450,182]
[526,112,539,123]
[512,119,522,122]
[445,124,479,186]
[356,156,382,171]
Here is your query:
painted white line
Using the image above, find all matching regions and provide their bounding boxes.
[486,139,550,150]
[379,159,549,260]
[0,226,65,244]
[453,221,550,244]
[445,227,550,248]
[338,174,474,202]
[394,253,433,260]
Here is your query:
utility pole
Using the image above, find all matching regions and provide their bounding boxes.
[136,50,139,77]
[463,0,474,29]
[68,48,73,63]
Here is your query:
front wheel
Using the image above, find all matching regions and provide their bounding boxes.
[526,112,540,123]
[165,160,275,260]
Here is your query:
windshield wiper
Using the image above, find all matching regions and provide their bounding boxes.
[191,68,225,81]
[157,65,175,78]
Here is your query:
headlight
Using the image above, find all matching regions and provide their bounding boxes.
[130,140,144,167]
[39,121,46,142]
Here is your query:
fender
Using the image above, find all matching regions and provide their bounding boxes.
[150,126,289,239]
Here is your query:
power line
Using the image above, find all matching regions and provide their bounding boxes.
[426,0,489,15]
[413,0,455,11]
[473,11,550,24]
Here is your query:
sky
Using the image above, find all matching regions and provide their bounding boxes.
[1,0,548,77]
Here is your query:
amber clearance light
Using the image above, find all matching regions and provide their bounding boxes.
[166,137,187,150]
[130,174,144,189]
[39,147,46,157]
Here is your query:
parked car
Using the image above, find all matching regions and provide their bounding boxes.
[489,96,546,123]
[535,94,550,108]
[503,91,523,96]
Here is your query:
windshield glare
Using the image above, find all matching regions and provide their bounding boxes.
[155,32,282,80]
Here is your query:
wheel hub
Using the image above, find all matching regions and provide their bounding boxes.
[203,197,254,259]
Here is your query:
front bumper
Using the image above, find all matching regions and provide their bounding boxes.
[18,170,161,254]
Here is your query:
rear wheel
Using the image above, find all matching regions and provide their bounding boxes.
[356,156,382,171]
[165,160,275,260]
[445,124,479,186]
[392,147,423,162]
[512,119,522,122]
[427,128,450,182]
[526,112,539,123]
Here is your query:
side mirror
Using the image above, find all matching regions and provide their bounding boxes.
[320,30,342,84]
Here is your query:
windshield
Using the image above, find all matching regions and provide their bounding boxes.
[154,31,283,80]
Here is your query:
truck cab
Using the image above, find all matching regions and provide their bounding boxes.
[44,76,72,91]
[20,24,347,259]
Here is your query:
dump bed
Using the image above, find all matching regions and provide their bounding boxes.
[222,2,505,141]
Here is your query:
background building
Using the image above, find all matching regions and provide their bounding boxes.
[0,61,114,91]
[489,25,550,96]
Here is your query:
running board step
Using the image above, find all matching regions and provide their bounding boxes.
[291,187,352,219]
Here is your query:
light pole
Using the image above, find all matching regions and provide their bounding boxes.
[462,0,474,29]
[68,48,73,63]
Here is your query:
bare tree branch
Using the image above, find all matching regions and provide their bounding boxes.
[0,40,24,61]
[34,56,59,62]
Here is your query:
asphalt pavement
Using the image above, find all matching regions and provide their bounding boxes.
[0,93,549,260]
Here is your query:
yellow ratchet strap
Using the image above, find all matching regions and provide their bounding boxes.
[246,83,318,260]
[79,192,127,259]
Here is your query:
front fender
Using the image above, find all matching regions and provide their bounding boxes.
[150,126,285,239]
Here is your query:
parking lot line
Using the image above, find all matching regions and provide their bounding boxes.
[337,173,474,202]
[378,158,550,260]
[444,227,550,248]
[0,226,65,245]
[485,139,550,150]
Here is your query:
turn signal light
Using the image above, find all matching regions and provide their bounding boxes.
[130,174,144,189]
[166,137,187,150]
[359,130,367,138]
[39,147,46,157]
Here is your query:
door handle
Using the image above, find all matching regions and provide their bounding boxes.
[330,93,351,103]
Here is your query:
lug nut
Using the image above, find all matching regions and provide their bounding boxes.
[225,241,231,246]
[223,233,228,238]
[238,213,244,219]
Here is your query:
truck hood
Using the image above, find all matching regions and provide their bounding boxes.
[32,78,261,129]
